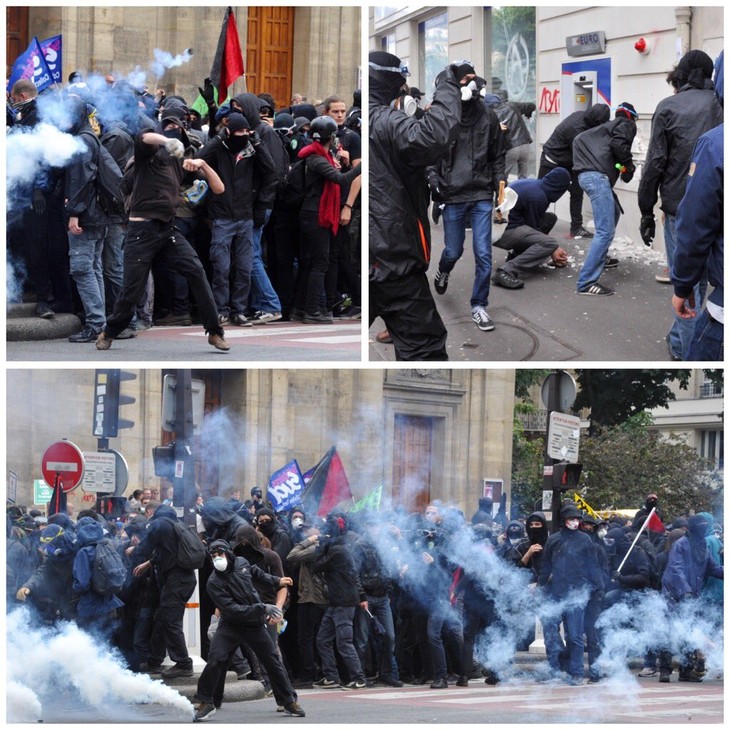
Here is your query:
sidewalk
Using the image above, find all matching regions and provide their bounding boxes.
[369,215,676,362]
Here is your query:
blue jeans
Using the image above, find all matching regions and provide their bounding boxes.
[209,218,254,316]
[426,599,464,679]
[665,214,704,358]
[543,603,585,678]
[686,308,723,360]
[577,172,619,291]
[249,210,281,312]
[439,200,493,308]
[68,224,107,331]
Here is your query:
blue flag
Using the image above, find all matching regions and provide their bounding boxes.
[39,35,63,85]
[7,37,55,94]
[268,460,305,513]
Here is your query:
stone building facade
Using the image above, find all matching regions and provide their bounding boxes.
[12,6,360,108]
[7,369,516,519]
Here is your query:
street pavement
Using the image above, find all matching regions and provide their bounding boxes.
[369,215,679,362]
[36,674,723,724]
[6,317,363,362]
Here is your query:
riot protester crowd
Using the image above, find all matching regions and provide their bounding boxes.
[7,67,362,352]
[369,49,723,362]
[7,488,723,721]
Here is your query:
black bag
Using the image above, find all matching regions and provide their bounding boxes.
[280,159,307,208]
[95,144,125,217]
[91,538,127,596]
[172,520,206,570]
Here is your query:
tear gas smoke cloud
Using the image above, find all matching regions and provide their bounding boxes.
[199,408,246,490]
[151,48,194,77]
[7,258,26,307]
[7,607,194,722]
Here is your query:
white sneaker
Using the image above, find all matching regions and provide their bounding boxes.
[638,667,657,677]
[251,310,282,324]
[471,307,495,332]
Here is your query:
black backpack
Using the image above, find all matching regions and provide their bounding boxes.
[279,159,308,209]
[171,519,206,570]
[91,538,127,597]
[82,131,124,217]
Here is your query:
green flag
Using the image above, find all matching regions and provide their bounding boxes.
[349,484,383,513]
[190,86,223,118]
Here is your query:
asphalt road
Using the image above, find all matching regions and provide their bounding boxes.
[6,320,363,363]
[35,675,723,724]
[369,215,678,362]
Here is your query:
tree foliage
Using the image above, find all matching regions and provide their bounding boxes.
[577,416,721,521]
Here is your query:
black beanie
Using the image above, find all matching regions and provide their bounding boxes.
[676,49,714,88]
[369,51,408,105]
[227,112,250,133]
[452,60,476,80]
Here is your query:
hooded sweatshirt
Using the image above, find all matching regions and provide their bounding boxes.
[233,523,284,604]
[540,104,611,168]
[505,167,570,230]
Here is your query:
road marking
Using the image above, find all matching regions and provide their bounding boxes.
[184,324,361,339]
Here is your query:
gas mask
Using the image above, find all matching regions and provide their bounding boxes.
[212,556,228,572]
[398,93,418,117]
[597,527,608,540]
[460,79,487,102]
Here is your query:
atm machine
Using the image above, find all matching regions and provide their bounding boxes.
[560,58,612,119]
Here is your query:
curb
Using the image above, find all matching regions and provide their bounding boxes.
[7,303,82,341]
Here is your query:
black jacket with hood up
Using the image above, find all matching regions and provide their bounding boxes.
[572,115,637,186]
[540,105,611,168]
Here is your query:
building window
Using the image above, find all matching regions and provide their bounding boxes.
[700,429,723,469]
[418,12,448,102]
[699,380,723,398]
[380,33,395,54]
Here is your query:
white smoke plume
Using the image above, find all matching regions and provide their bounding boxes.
[151,48,194,78]
[7,607,194,722]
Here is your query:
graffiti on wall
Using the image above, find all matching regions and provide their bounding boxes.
[539,86,560,114]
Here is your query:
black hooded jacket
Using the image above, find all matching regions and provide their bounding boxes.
[516,511,548,581]
[607,527,651,590]
[232,93,289,185]
[201,497,249,545]
[233,523,284,604]
[134,504,190,585]
[540,105,611,168]
[312,532,365,607]
[638,80,723,216]
[206,539,282,626]
[369,66,462,282]
[539,522,603,597]
[572,115,637,185]
[425,99,506,204]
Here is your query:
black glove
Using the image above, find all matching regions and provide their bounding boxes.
[253,209,266,228]
[31,189,47,216]
[428,178,442,202]
[611,571,623,583]
[198,77,215,107]
[523,102,536,118]
[249,130,261,147]
[620,161,636,183]
[639,214,656,246]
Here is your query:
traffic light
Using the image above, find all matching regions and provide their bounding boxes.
[153,444,176,480]
[552,461,583,490]
[93,370,137,437]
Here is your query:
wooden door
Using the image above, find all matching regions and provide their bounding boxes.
[392,415,434,513]
[6,7,29,79]
[246,6,294,109]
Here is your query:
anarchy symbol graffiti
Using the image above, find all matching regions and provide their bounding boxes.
[505,33,530,99]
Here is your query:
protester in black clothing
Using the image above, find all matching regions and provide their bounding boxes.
[132,505,197,678]
[369,51,462,360]
[515,511,548,583]
[538,104,611,238]
[580,515,609,682]
[95,113,230,352]
[201,497,250,545]
[255,508,293,571]
[292,116,361,324]
[193,539,303,721]
[633,493,663,528]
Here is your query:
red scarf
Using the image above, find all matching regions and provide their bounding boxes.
[298,141,341,235]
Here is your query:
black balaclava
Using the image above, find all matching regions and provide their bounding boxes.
[525,511,548,546]
[675,49,715,90]
[369,51,408,106]
[686,514,709,562]
[225,112,251,154]
[645,494,658,512]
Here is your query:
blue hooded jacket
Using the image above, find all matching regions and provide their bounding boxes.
[506,167,571,230]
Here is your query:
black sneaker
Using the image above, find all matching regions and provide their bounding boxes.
[456,676,469,687]
[303,311,333,325]
[342,680,366,690]
[492,268,524,290]
[659,671,671,683]
[378,676,404,687]
[250,310,282,324]
[587,675,601,684]
[36,301,55,319]
[472,307,495,331]
[161,663,194,679]
[69,325,100,343]
[230,313,253,327]
[430,677,448,689]
[565,675,587,686]
[604,257,619,269]
[678,673,703,683]
[194,702,217,722]
[577,282,614,296]
[570,226,594,239]
[284,702,306,717]
[434,269,449,295]
[139,662,163,674]
[314,678,340,688]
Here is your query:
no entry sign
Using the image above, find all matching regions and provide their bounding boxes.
[42,440,85,492]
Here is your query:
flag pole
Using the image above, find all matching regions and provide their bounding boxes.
[616,506,656,575]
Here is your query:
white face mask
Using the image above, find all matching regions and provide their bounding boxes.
[565,519,580,531]
[597,528,608,539]
[509,537,522,546]
[292,517,304,529]
[212,556,228,572]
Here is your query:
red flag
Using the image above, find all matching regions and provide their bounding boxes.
[300,446,352,517]
[647,511,665,533]
[210,7,244,105]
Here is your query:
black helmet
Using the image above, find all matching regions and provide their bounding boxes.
[309,115,337,142]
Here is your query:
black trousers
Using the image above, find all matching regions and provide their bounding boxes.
[196,620,296,708]
[295,210,331,315]
[370,272,448,361]
[105,219,222,338]
[148,570,196,668]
